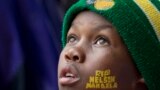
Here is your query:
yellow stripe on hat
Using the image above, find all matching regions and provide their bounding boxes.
[94,0,115,10]
[134,0,160,41]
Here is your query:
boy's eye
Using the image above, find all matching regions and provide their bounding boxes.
[94,36,109,46]
[67,35,78,44]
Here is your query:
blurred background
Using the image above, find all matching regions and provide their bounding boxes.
[0,0,76,90]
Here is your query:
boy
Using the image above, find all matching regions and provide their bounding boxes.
[58,0,160,90]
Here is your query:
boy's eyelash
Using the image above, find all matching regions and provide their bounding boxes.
[95,35,110,44]
[67,35,72,43]
[67,34,77,42]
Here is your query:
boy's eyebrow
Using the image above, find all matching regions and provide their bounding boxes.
[93,24,113,31]
[71,21,113,31]
[71,21,83,26]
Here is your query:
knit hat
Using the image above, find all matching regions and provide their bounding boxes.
[61,0,160,90]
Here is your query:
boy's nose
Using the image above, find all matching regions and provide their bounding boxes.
[64,47,85,63]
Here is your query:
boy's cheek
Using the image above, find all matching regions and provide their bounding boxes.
[59,49,66,61]
[85,69,118,89]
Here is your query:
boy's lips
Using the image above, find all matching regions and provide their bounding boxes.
[59,64,80,85]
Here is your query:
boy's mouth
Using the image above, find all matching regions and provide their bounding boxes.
[59,64,80,85]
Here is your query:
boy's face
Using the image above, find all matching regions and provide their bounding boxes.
[58,11,141,90]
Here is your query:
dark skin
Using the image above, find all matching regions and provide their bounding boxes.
[58,11,147,90]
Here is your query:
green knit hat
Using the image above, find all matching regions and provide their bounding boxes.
[61,0,160,89]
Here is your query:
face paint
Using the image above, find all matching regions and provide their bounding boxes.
[86,69,118,89]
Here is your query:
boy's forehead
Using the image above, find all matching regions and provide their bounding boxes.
[74,11,105,20]
[72,11,111,26]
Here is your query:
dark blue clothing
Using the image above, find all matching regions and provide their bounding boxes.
[0,0,61,90]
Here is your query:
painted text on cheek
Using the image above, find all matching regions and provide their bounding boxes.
[86,69,118,89]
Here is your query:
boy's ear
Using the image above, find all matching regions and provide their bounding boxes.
[134,78,148,90]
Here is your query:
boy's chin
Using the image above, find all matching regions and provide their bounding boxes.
[59,86,84,90]
[58,82,87,90]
